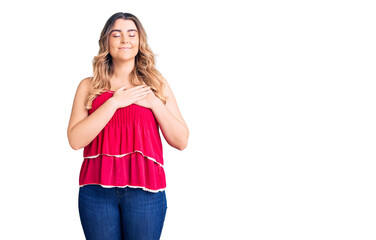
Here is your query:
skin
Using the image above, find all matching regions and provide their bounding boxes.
[67,19,189,151]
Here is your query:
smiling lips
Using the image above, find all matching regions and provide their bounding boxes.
[119,47,131,50]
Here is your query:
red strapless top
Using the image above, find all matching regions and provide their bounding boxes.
[79,90,166,192]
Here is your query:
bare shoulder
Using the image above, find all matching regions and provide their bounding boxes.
[160,75,174,100]
[81,76,92,86]
[73,77,92,102]
[78,77,92,93]
[72,77,92,111]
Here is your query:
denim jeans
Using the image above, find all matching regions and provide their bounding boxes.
[78,184,167,240]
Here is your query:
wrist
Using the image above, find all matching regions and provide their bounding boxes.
[108,97,119,110]
[151,98,163,111]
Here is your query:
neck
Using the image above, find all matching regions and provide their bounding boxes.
[111,58,135,83]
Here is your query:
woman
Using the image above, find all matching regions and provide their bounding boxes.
[67,12,189,240]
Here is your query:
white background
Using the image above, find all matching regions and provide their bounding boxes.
[0,0,375,239]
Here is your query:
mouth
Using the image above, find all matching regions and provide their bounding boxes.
[119,47,131,50]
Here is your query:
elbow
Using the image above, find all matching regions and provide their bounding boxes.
[177,142,188,151]
[176,131,189,151]
[67,131,83,150]
[68,139,82,150]
[170,135,188,151]
[71,143,82,151]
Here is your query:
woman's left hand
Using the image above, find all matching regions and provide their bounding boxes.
[134,90,159,109]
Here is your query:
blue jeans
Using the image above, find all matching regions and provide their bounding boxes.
[78,185,167,240]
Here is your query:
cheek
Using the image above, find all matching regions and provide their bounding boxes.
[132,37,139,45]
[132,39,139,50]
[109,40,117,51]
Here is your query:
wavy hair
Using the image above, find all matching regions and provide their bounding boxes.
[85,12,167,110]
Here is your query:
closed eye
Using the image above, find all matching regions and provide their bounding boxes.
[113,35,136,38]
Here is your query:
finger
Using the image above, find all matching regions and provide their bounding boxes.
[134,91,150,100]
[118,86,147,96]
[134,94,148,102]
[113,86,127,92]
[126,85,148,93]
[137,90,151,98]
[131,88,151,95]
[133,84,149,89]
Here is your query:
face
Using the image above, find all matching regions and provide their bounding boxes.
[108,19,139,62]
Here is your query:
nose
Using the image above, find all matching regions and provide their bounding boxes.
[121,35,129,44]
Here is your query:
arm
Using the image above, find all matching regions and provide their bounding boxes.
[150,78,189,150]
[67,79,151,150]
[67,78,118,150]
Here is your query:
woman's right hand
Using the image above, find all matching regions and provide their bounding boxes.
[111,85,152,109]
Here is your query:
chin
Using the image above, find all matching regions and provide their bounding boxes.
[115,56,137,62]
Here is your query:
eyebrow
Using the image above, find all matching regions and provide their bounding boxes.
[110,29,138,34]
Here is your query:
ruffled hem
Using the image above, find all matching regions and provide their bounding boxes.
[79,152,166,192]
[79,183,166,193]
[84,150,163,168]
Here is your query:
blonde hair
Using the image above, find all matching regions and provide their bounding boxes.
[85,12,167,110]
